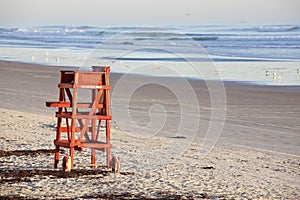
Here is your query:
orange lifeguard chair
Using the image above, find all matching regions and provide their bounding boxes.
[46,66,112,169]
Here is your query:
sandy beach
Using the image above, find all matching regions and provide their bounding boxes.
[0,61,299,199]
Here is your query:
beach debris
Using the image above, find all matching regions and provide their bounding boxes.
[31,55,35,61]
[0,169,114,183]
[171,136,187,139]
[110,156,120,173]
[0,149,57,157]
[201,166,215,170]
[297,68,300,74]
[145,172,152,178]
[62,155,72,172]
[41,123,56,130]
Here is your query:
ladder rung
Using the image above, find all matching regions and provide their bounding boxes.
[78,142,112,149]
[57,83,110,90]
[78,85,110,90]
[56,112,112,120]
[54,140,76,147]
[46,102,104,108]
[74,115,112,120]
[46,101,71,107]
[60,126,82,132]
[58,83,73,88]
[54,140,112,150]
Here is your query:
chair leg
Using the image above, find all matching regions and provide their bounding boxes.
[70,147,74,169]
[107,148,111,168]
[91,149,96,168]
[54,146,60,168]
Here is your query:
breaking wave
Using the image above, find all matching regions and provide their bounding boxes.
[257,25,298,32]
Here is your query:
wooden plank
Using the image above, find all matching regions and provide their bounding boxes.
[78,85,110,89]
[46,101,71,108]
[47,102,104,108]
[77,103,104,108]
[58,83,73,88]
[54,140,112,149]
[78,142,112,149]
[54,140,72,147]
[60,126,81,132]
[56,112,111,120]
[74,115,112,120]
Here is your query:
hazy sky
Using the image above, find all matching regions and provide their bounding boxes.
[1,0,299,27]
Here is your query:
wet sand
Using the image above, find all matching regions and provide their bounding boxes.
[1,61,299,154]
[0,61,299,199]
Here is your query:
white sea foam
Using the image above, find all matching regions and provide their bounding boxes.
[0,24,300,85]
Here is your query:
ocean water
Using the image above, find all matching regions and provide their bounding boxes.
[0,24,300,85]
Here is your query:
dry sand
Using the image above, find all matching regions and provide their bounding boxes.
[0,61,299,199]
